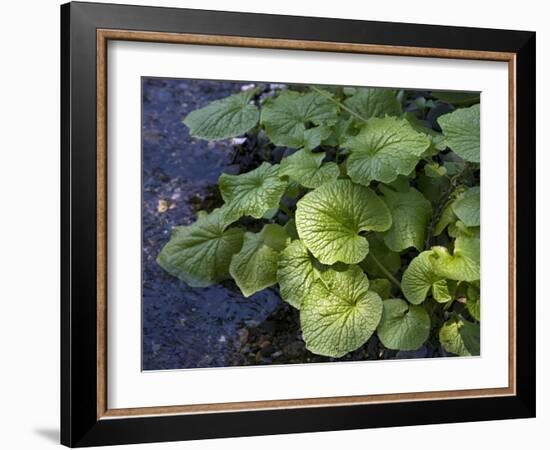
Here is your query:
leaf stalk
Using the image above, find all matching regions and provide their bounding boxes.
[310,85,369,123]
[369,253,402,292]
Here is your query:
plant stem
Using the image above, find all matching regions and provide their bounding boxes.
[369,253,402,291]
[310,86,369,123]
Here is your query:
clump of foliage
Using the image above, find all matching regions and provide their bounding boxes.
[158,84,481,358]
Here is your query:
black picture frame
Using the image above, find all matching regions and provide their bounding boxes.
[61,1,536,447]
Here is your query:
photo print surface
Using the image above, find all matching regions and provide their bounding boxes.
[141,77,481,371]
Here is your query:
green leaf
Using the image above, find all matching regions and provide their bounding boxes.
[380,185,432,252]
[285,180,301,199]
[432,91,480,106]
[443,161,463,176]
[157,208,244,287]
[401,251,449,304]
[404,113,446,153]
[296,180,392,265]
[466,284,481,321]
[279,149,339,189]
[448,220,480,239]
[229,224,288,297]
[437,104,480,163]
[452,186,480,227]
[219,162,288,222]
[323,116,355,147]
[300,266,383,357]
[439,314,480,356]
[431,236,480,282]
[183,89,259,140]
[377,299,431,351]
[369,278,392,299]
[432,280,452,303]
[302,126,332,150]
[424,163,447,178]
[284,218,299,241]
[360,234,401,277]
[343,117,431,185]
[262,207,279,220]
[277,240,320,309]
[417,173,451,204]
[260,90,338,148]
[434,204,457,236]
[343,87,402,120]
[385,175,410,192]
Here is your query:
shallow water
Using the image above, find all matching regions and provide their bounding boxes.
[142,78,281,370]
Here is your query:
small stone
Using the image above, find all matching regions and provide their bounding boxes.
[230,137,247,146]
[157,199,168,213]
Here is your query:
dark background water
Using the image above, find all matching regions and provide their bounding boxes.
[142,77,441,371]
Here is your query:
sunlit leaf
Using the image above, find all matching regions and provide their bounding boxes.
[296,180,392,265]
[229,224,288,297]
[157,208,244,287]
[300,266,383,357]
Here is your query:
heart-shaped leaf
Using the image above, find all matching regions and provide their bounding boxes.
[229,224,288,297]
[183,89,259,140]
[437,104,480,163]
[380,185,432,252]
[401,251,451,304]
[300,266,383,357]
[219,162,288,222]
[377,299,431,351]
[279,149,339,189]
[157,208,244,287]
[260,90,338,148]
[296,180,392,265]
[343,116,431,185]
[277,240,320,309]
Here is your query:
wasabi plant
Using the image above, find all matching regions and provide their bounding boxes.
[157,84,481,358]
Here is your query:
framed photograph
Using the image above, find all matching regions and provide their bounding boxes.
[61,1,536,447]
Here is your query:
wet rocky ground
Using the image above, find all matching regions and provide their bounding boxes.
[142,77,443,371]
